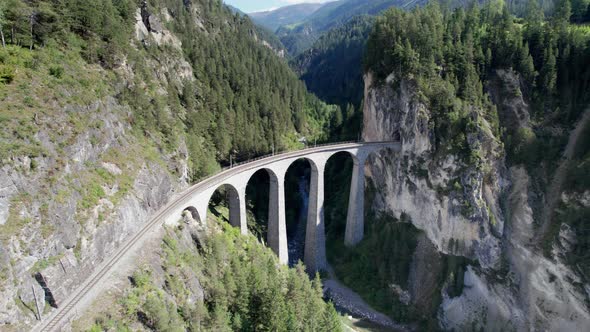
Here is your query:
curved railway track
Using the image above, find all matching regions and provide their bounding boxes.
[34,141,399,331]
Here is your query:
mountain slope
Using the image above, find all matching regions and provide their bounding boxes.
[277,0,426,55]
[0,0,340,329]
[292,15,374,108]
[325,1,590,329]
[249,3,326,31]
[227,5,288,57]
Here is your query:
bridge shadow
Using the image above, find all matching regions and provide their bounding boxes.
[285,159,312,267]
[246,169,271,242]
[324,152,354,247]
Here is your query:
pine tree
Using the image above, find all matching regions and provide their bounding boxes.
[539,46,557,97]
[320,302,342,331]
[331,107,343,132]
[525,0,544,26]
[518,42,537,86]
[554,0,572,32]
[208,304,232,332]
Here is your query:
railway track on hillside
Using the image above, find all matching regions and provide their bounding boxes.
[34,141,399,331]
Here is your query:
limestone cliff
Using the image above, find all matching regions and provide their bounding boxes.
[0,6,191,329]
[363,72,504,268]
[362,70,590,330]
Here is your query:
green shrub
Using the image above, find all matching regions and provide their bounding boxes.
[49,66,64,79]
[79,182,106,210]
[0,65,15,84]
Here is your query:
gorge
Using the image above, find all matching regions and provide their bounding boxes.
[1,0,590,331]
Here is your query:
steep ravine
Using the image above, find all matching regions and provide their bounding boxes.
[291,174,408,330]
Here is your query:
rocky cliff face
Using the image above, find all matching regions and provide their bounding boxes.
[362,70,590,330]
[0,7,191,329]
[363,72,504,268]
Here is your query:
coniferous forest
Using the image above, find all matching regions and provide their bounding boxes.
[0,0,341,180]
[1,0,590,331]
[0,1,342,330]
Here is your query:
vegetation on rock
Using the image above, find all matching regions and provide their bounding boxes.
[365,0,590,165]
[87,217,342,332]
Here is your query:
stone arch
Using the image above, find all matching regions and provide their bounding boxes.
[245,168,280,241]
[323,151,357,245]
[206,183,243,229]
[325,150,359,166]
[250,167,280,186]
[283,158,318,266]
[182,206,201,224]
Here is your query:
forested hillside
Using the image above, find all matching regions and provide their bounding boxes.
[292,16,374,109]
[277,0,426,55]
[0,0,338,177]
[82,218,341,331]
[364,0,590,166]
[322,0,590,328]
[0,0,343,329]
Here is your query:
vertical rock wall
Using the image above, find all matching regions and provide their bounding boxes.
[361,70,590,330]
[362,72,504,268]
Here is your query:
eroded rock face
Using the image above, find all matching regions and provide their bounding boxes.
[363,72,504,268]
[440,167,590,330]
[488,69,531,132]
[0,8,192,324]
[0,174,18,226]
[363,70,590,330]
[439,265,526,331]
[0,99,186,327]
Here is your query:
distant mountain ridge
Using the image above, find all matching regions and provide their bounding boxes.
[226,4,288,56]
[249,3,327,31]
[306,0,419,31]
[275,0,427,55]
[292,15,375,108]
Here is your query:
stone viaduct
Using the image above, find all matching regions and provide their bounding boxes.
[36,141,400,332]
[163,141,400,272]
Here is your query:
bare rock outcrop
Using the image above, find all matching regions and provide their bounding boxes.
[363,72,504,268]
[362,69,590,330]
[0,6,194,326]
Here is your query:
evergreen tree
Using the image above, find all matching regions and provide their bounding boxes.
[539,45,557,97]
[518,42,537,86]
[571,0,590,21]
[320,302,342,331]
[554,0,573,31]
